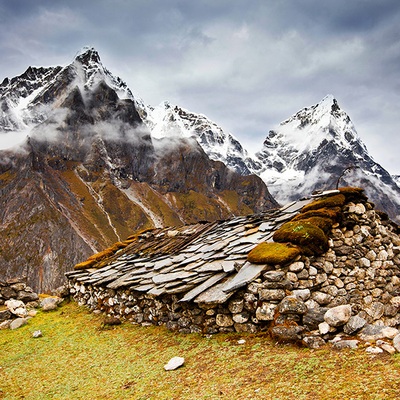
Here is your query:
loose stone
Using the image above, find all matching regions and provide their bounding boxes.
[365,346,384,354]
[392,334,400,352]
[164,357,185,371]
[41,297,62,311]
[302,336,326,349]
[10,318,28,330]
[332,340,359,350]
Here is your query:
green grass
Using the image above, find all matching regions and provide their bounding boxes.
[1,301,400,399]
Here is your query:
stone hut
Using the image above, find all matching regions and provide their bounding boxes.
[66,187,400,347]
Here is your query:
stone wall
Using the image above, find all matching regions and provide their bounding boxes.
[68,195,400,350]
[0,279,67,330]
[0,278,39,305]
[0,279,39,329]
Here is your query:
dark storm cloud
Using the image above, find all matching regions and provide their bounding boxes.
[0,0,399,174]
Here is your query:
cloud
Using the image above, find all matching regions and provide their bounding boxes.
[152,135,201,160]
[0,0,400,176]
[0,131,29,151]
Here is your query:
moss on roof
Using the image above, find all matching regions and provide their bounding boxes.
[301,194,346,213]
[292,216,334,234]
[247,242,301,265]
[292,206,342,222]
[338,186,365,196]
[273,220,329,256]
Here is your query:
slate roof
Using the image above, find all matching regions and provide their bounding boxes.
[66,196,317,304]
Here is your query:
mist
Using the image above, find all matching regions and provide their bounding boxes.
[0,131,29,150]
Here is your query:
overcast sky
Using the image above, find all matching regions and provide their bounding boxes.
[1,0,399,174]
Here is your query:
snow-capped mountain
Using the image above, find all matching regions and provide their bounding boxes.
[138,101,253,175]
[251,95,400,221]
[0,46,137,134]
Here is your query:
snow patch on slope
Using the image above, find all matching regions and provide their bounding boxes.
[122,186,164,228]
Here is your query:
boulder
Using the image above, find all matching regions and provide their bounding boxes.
[292,289,311,301]
[343,315,366,335]
[216,314,234,327]
[303,307,327,330]
[271,325,306,342]
[0,309,12,322]
[324,305,352,327]
[232,312,249,324]
[376,341,396,355]
[365,346,384,354]
[0,320,12,330]
[40,297,62,311]
[333,340,359,350]
[10,318,28,330]
[259,289,286,301]
[52,285,71,298]
[1,286,17,299]
[234,323,258,333]
[358,325,399,341]
[255,303,277,321]
[228,299,244,314]
[17,291,39,303]
[5,299,27,317]
[302,336,326,349]
[392,334,400,353]
[318,322,331,335]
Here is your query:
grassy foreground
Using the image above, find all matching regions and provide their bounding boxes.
[1,301,400,400]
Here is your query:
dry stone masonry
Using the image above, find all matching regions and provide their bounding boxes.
[66,188,400,352]
[0,279,65,330]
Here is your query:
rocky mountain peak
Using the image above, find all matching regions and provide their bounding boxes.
[74,46,101,66]
[70,47,133,101]
[281,94,352,135]
[71,46,107,89]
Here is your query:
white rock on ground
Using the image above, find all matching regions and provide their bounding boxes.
[365,346,384,354]
[164,357,185,371]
